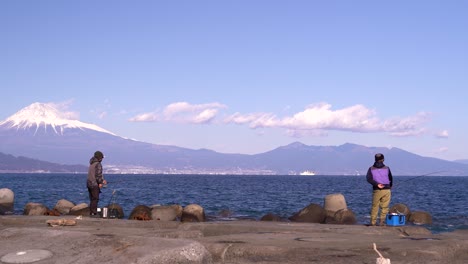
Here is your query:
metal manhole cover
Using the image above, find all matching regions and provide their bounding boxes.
[1,249,53,263]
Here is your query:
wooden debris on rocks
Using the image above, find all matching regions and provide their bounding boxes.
[46,219,77,227]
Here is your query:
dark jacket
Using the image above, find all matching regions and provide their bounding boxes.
[87,157,104,188]
[366,161,393,190]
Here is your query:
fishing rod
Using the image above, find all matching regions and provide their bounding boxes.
[103,180,127,184]
[393,170,445,187]
[389,171,445,216]
[99,189,119,218]
[105,189,117,205]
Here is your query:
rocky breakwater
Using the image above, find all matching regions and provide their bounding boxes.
[0,189,468,264]
[262,192,357,225]
[0,215,467,263]
[0,190,467,263]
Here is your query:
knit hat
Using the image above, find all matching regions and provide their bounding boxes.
[94,151,104,159]
[374,153,384,162]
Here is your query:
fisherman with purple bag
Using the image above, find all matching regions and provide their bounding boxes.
[366,153,393,226]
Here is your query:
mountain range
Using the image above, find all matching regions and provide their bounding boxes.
[1,102,467,176]
[0,152,86,173]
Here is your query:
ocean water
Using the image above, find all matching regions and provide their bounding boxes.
[1,174,467,233]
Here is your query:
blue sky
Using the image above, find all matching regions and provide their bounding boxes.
[1,1,467,161]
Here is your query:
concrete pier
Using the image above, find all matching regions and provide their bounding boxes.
[1,215,467,263]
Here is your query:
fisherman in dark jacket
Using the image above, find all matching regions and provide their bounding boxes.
[366,153,393,226]
[87,151,107,217]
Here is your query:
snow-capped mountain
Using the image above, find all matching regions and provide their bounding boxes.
[0,102,123,166]
[0,102,247,173]
[0,102,115,136]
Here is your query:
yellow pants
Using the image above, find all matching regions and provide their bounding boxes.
[370,189,391,225]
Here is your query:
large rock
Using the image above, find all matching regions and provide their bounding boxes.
[71,203,89,211]
[0,188,14,204]
[409,211,433,225]
[129,205,152,221]
[181,204,206,222]
[324,193,348,220]
[390,203,411,218]
[107,203,125,219]
[289,203,326,223]
[68,203,89,216]
[44,208,61,216]
[260,213,283,222]
[54,199,75,215]
[324,193,347,212]
[0,188,14,215]
[328,209,357,225]
[167,204,183,218]
[151,205,180,221]
[24,202,49,216]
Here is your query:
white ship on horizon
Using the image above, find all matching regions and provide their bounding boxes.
[299,170,316,176]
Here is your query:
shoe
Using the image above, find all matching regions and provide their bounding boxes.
[90,213,100,218]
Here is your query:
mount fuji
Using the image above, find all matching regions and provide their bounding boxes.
[0,102,115,136]
[0,102,249,174]
[1,102,467,175]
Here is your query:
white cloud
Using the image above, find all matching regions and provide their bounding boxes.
[224,112,277,128]
[225,103,431,137]
[192,109,218,124]
[385,112,431,137]
[129,102,227,124]
[435,130,449,138]
[130,101,433,138]
[280,103,380,131]
[129,112,159,122]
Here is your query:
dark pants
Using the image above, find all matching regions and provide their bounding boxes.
[88,186,100,215]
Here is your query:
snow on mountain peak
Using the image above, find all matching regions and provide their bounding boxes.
[0,102,115,135]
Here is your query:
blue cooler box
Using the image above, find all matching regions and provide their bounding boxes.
[386,213,406,226]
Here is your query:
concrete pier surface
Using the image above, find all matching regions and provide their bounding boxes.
[1,215,467,264]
